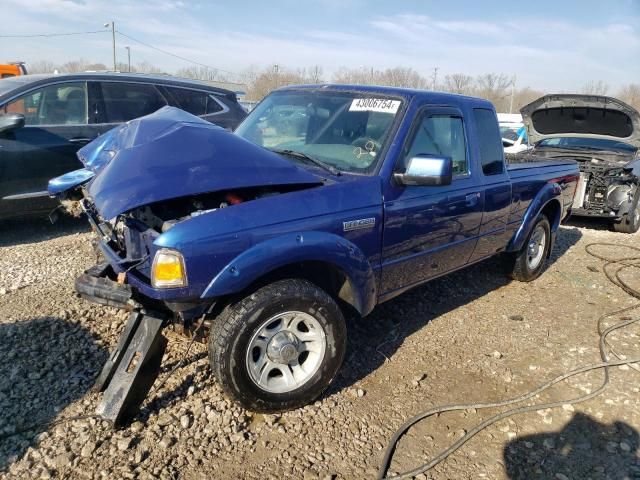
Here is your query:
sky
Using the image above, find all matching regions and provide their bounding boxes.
[1,0,639,91]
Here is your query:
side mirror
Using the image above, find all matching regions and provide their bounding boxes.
[0,113,25,134]
[394,154,453,186]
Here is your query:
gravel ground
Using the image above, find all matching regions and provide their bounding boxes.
[0,216,639,480]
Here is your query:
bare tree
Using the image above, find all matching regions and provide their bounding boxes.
[60,58,91,73]
[176,65,220,81]
[135,61,163,74]
[28,60,57,74]
[512,87,545,111]
[581,80,609,96]
[475,73,512,111]
[85,63,109,72]
[246,65,305,101]
[617,83,640,111]
[442,73,474,94]
[300,65,324,83]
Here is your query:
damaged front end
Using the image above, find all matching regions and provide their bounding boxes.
[48,106,324,426]
[571,158,639,219]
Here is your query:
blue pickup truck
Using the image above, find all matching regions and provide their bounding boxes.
[50,85,579,422]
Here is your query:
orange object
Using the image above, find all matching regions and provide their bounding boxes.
[0,62,27,79]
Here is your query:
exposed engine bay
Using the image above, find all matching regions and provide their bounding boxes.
[523,149,638,219]
[77,184,311,265]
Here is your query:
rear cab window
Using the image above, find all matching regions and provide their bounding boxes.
[473,108,505,175]
[98,82,167,123]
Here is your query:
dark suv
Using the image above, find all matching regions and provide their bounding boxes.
[0,72,247,220]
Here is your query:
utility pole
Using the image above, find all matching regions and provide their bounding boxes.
[273,64,279,88]
[509,75,516,114]
[431,67,439,91]
[104,21,116,71]
[125,46,131,72]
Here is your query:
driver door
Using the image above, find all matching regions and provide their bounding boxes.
[380,106,484,296]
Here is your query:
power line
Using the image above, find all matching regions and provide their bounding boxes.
[115,30,240,79]
[0,29,108,38]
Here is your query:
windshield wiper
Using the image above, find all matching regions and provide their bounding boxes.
[270,148,341,176]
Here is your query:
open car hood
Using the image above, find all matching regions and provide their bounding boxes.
[48,106,322,219]
[520,94,640,149]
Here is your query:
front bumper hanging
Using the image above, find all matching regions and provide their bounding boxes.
[94,310,168,427]
[77,263,168,427]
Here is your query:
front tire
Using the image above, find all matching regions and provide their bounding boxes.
[508,215,551,282]
[208,279,347,412]
[612,187,640,234]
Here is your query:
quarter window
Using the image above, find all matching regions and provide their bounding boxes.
[473,108,505,175]
[2,82,88,125]
[164,87,224,116]
[404,114,467,174]
[99,82,167,123]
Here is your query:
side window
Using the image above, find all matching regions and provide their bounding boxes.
[165,87,225,116]
[2,82,87,125]
[404,114,468,174]
[99,82,167,123]
[473,108,505,175]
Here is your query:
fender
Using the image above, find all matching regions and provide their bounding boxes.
[507,182,562,253]
[201,231,377,316]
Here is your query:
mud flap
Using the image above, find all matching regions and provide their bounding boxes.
[94,311,167,427]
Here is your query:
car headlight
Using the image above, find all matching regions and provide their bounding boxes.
[151,249,187,288]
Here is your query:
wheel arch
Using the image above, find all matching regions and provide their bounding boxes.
[507,183,563,253]
[201,232,377,317]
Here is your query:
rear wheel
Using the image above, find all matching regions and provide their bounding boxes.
[208,279,347,412]
[507,215,551,282]
[612,187,640,234]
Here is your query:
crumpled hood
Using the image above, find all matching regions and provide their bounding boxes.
[520,94,640,149]
[49,106,322,219]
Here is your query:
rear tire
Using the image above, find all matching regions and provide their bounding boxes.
[508,215,551,282]
[612,188,640,234]
[208,279,346,412]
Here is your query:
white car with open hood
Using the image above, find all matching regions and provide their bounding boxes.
[521,94,640,233]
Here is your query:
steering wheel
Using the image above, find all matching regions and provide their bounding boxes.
[351,136,381,152]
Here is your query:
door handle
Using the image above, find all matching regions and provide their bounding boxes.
[465,192,481,207]
[69,137,93,144]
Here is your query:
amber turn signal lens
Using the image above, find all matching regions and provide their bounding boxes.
[151,249,187,288]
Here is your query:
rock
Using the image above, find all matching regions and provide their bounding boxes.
[357,388,365,398]
[130,421,144,433]
[81,441,97,458]
[509,315,524,321]
[180,414,192,429]
[491,351,503,359]
[156,413,174,427]
[620,441,631,452]
[561,404,575,412]
[117,437,132,451]
[543,438,555,449]
[555,474,569,480]
[159,436,176,448]
[524,441,534,449]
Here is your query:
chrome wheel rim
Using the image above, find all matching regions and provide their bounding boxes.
[246,311,326,393]
[526,225,546,270]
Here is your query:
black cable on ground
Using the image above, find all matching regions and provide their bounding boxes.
[377,242,640,479]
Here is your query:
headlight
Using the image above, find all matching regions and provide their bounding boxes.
[151,249,187,288]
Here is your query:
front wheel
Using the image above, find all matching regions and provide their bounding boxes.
[507,215,551,282]
[612,187,640,234]
[208,279,347,412]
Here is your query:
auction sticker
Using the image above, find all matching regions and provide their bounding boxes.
[349,98,401,114]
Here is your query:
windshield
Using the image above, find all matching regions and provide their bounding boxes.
[499,124,526,142]
[537,137,637,153]
[234,90,403,174]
